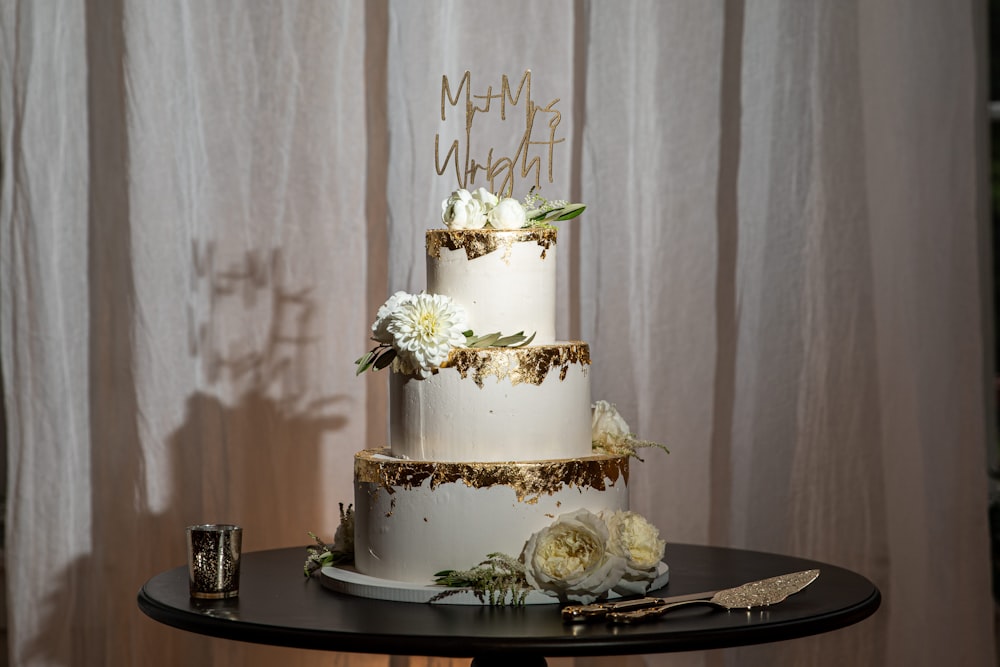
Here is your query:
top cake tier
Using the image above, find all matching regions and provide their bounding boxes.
[426,228,557,344]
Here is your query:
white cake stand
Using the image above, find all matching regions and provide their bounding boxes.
[320,562,669,605]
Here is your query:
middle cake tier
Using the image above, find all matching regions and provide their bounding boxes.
[389,342,593,462]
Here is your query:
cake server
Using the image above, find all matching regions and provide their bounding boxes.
[561,569,820,624]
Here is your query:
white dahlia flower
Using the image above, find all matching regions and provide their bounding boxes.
[386,293,468,377]
[371,291,415,344]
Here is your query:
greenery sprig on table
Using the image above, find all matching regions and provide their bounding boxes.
[431,553,531,606]
[304,503,354,577]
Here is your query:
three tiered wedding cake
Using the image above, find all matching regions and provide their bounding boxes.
[337,189,667,604]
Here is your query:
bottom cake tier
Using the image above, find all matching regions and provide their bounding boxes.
[353,448,631,583]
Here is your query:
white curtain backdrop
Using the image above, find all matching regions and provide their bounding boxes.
[1,1,994,666]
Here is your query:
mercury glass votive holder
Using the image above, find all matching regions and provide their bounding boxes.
[186,524,242,599]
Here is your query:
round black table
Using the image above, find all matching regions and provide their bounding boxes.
[137,544,880,666]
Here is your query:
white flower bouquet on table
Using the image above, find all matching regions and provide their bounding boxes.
[432,508,666,605]
[521,509,626,604]
[304,503,355,576]
[305,505,667,605]
[604,509,669,595]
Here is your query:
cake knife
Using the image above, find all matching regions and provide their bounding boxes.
[561,569,820,623]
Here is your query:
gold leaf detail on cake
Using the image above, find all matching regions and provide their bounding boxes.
[426,228,556,263]
[354,449,629,504]
[441,342,590,387]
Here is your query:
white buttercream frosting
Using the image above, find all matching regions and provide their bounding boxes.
[426,229,557,344]
[353,451,630,583]
[389,343,592,462]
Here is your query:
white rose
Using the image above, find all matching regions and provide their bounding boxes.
[471,187,499,210]
[442,189,487,230]
[486,197,527,230]
[371,291,414,344]
[602,510,666,596]
[332,505,355,556]
[592,400,631,443]
[521,509,626,604]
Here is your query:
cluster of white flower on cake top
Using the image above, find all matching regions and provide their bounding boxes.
[442,187,526,230]
[441,187,586,230]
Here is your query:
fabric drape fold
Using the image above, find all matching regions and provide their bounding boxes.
[0,1,993,665]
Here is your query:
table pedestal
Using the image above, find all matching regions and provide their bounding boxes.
[471,657,546,667]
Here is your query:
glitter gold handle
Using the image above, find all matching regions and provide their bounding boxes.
[607,599,730,623]
[605,569,820,625]
[562,597,664,622]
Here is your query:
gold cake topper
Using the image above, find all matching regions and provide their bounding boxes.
[435,70,564,197]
